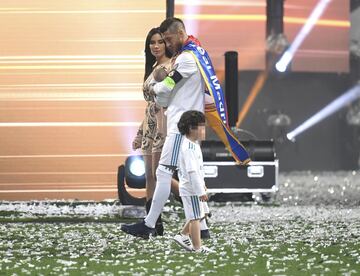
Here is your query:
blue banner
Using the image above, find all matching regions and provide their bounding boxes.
[181,41,250,164]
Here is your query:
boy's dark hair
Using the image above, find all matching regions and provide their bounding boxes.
[159,17,185,33]
[177,110,205,135]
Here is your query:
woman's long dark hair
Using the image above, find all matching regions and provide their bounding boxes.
[144,27,172,81]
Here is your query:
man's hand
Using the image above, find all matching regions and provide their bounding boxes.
[199,194,208,201]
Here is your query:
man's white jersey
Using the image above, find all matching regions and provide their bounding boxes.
[178,137,206,197]
[154,52,205,134]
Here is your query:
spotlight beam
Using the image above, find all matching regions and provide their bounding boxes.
[236,71,268,128]
[237,0,333,127]
[287,84,360,141]
[276,0,332,72]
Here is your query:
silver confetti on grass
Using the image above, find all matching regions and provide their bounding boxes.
[0,171,359,275]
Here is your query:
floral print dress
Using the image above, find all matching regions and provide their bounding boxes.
[134,61,171,154]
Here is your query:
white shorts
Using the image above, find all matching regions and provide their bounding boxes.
[158,133,183,172]
[182,195,205,221]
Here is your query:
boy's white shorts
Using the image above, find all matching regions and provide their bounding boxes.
[182,195,205,221]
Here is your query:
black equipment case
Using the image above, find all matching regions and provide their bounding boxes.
[201,140,279,193]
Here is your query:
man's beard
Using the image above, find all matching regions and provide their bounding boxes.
[170,41,182,55]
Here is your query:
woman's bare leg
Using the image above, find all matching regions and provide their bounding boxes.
[170,178,179,197]
[143,154,155,201]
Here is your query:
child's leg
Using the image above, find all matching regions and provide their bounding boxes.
[181,220,191,236]
[189,219,201,250]
[181,196,204,249]
[174,219,193,251]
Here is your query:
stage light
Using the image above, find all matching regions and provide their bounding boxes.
[275,51,292,72]
[117,155,146,205]
[267,112,291,127]
[266,33,289,57]
[287,83,360,141]
[129,158,145,177]
[346,100,360,126]
[123,155,146,189]
[286,132,295,142]
[350,41,360,58]
[275,0,332,73]
[267,111,291,143]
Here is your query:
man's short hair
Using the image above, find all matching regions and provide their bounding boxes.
[177,110,205,136]
[159,17,186,33]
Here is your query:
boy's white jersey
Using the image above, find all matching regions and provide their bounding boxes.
[178,137,206,196]
[166,52,205,134]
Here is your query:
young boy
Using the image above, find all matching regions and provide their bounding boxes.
[173,110,213,253]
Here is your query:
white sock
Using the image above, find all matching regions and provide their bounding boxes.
[144,166,172,228]
[200,218,208,231]
[200,201,209,231]
[202,201,210,214]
